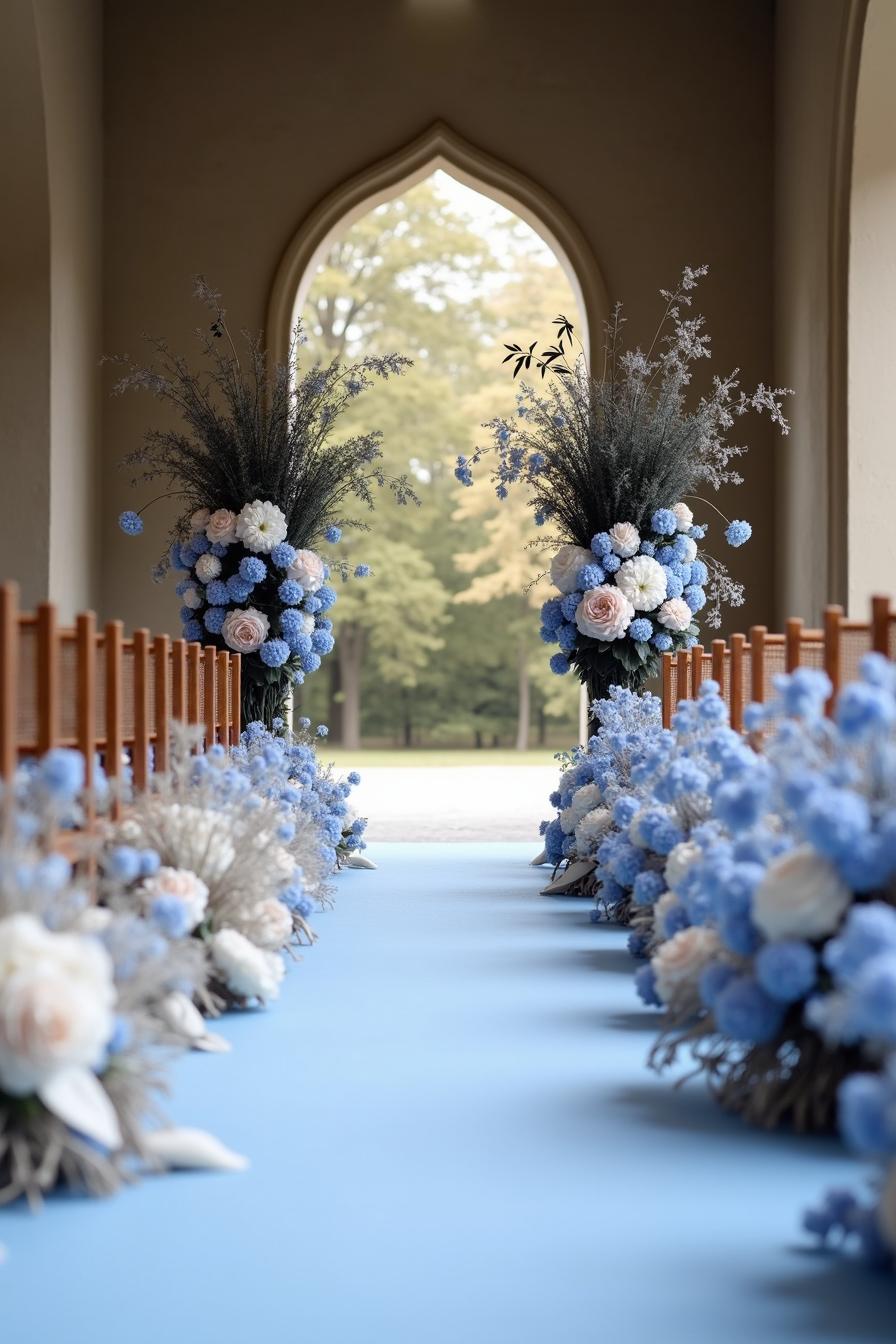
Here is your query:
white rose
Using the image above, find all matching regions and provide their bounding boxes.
[672,502,694,532]
[190,508,211,533]
[575,806,612,854]
[678,535,698,563]
[194,553,222,583]
[665,841,701,893]
[576,585,634,641]
[287,549,326,594]
[140,866,208,932]
[236,500,288,554]
[608,522,641,558]
[877,1162,896,1252]
[559,783,603,834]
[182,585,203,610]
[657,597,692,632]
[210,929,285,1002]
[221,606,270,654]
[616,555,667,612]
[0,914,116,1095]
[752,845,852,942]
[235,898,293,951]
[653,926,721,1007]
[205,508,238,545]
[550,544,594,595]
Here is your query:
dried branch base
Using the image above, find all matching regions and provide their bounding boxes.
[650,1014,864,1133]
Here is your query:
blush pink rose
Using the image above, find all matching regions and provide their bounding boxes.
[221,606,270,654]
[205,509,238,546]
[575,585,634,641]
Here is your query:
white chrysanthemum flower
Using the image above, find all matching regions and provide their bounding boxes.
[608,522,640,558]
[182,585,203,610]
[550,544,594,595]
[616,555,667,611]
[210,929,285,1001]
[657,597,692,632]
[236,500,288,554]
[560,783,603,834]
[653,926,720,1007]
[672,502,694,532]
[194,553,222,583]
[574,806,612,854]
[665,841,701,893]
[752,846,851,942]
[0,914,116,1095]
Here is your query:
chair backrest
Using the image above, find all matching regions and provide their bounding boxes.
[0,583,242,800]
[660,594,893,729]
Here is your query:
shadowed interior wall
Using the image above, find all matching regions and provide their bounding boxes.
[0,0,51,609]
[101,0,776,638]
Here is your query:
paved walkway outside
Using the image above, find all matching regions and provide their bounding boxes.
[351,765,557,842]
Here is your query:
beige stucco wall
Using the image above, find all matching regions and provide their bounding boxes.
[0,0,102,618]
[848,0,896,615]
[101,0,777,639]
[36,0,103,621]
[773,0,865,622]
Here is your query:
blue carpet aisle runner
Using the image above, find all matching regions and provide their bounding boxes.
[3,843,892,1342]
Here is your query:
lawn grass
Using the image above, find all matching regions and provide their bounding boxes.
[321,747,566,768]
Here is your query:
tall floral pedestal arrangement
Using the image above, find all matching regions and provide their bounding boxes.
[454,269,790,728]
[115,279,413,730]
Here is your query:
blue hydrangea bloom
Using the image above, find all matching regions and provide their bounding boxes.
[557,623,578,653]
[635,964,662,1007]
[603,553,621,574]
[317,586,337,611]
[105,845,143,884]
[311,629,335,655]
[354,564,370,578]
[150,894,194,939]
[838,1073,895,1155]
[639,540,656,556]
[227,575,253,602]
[541,598,564,632]
[632,870,665,906]
[118,510,143,536]
[698,961,738,1009]
[651,508,678,536]
[550,653,571,675]
[278,579,303,605]
[39,748,85,800]
[183,619,202,641]
[203,606,227,634]
[689,558,709,586]
[755,940,817,1003]
[206,579,229,606]
[836,681,896,743]
[689,524,706,540]
[304,594,323,614]
[578,564,606,590]
[560,592,581,621]
[302,649,322,673]
[239,556,267,584]
[652,633,673,652]
[260,639,290,668]
[824,903,896,985]
[725,519,752,547]
[714,976,784,1043]
[683,585,706,613]
[629,618,652,643]
[270,542,296,570]
[591,532,613,557]
[662,569,684,600]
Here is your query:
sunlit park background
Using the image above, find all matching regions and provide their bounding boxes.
[293,171,583,789]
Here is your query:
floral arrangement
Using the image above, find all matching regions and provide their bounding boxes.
[456,269,789,707]
[113,278,414,726]
[0,749,242,1205]
[111,725,326,1009]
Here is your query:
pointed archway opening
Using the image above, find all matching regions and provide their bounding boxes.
[268,129,607,779]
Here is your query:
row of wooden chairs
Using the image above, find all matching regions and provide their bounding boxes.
[660,594,894,729]
[0,583,242,799]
